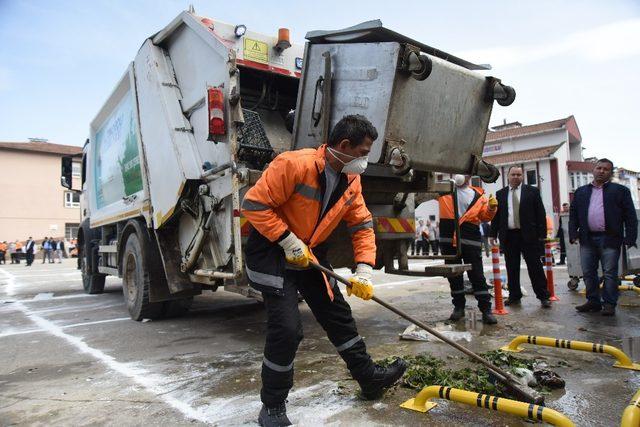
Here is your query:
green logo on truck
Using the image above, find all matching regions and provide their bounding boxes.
[94,91,143,209]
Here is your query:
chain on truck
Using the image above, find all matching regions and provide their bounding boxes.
[60,10,515,321]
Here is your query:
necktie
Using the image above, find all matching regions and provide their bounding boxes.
[512,188,520,229]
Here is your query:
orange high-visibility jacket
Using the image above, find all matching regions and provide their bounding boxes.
[438,186,496,247]
[242,145,376,296]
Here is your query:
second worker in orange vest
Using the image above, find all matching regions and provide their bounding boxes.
[438,174,498,324]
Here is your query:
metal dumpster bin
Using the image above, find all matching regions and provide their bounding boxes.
[561,211,640,290]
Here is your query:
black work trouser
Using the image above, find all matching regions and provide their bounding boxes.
[441,242,492,312]
[504,229,550,301]
[260,268,374,407]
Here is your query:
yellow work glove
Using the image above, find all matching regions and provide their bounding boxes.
[347,263,374,300]
[488,194,498,210]
[278,232,312,267]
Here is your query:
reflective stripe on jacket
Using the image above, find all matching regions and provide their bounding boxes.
[241,145,376,297]
[438,186,496,247]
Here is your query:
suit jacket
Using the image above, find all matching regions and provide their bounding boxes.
[490,184,547,245]
[25,240,35,253]
[569,182,638,248]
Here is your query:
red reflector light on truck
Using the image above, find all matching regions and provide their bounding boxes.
[207,87,225,139]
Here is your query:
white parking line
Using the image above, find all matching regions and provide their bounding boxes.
[0,317,131,338]
[0,267,209,424]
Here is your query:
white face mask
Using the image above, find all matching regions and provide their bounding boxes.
[328,147,369,175]
[453,174,467,187]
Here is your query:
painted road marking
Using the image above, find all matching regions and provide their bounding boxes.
[0,317,131,338]
[0,267,210,424]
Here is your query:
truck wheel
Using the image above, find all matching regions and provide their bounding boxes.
[122,232,163,321]
[162,297,193,318]
[80,242,105,294]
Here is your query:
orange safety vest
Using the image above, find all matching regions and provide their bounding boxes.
[438,186,496,247]
[242,144,376,298]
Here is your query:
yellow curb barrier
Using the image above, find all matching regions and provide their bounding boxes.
[400,385,575,426]
[621,389,640,427]
[579,284,640,295]
[501,335,640,371]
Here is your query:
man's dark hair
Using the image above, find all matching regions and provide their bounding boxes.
[328,114,378,147]
[596,158,614,169]
[507,165,523,173]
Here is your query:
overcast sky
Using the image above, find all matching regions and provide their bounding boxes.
[1,0,638,167]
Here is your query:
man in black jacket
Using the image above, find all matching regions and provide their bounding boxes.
[569,159,638,316]
[490,166,551,307]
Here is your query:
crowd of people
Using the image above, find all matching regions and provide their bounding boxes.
[0,237,75,266]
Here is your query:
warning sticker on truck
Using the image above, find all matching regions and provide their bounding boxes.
[243,38,268,64]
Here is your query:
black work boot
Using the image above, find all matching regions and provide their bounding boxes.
[358,358,408,400]
[258,403,292,427]
[481,311,498,325]
[601,303,616,316]
[575,301,602,312]
[448,307,465,321]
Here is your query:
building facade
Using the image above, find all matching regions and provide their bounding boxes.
[0,139,82,242]
[416,116,639,225]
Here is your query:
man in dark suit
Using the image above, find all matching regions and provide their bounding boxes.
[569,158,638,316]
[490,166,551,307]
[25,237,35,266]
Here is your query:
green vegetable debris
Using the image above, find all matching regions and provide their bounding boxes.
[377,350,563,399]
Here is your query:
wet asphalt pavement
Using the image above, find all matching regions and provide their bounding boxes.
[1,257,640,426]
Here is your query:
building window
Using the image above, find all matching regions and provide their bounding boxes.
[64,191,80,208]
[72,162,81,177]
[65,223,79,240]
[526,169,537,186]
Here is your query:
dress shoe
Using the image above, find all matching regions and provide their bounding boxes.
[540,299,552,308]
[601,304,616,316]
[575,301,602,312]
[504,298,521,306]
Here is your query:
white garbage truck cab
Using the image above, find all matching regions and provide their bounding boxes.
[61,10,514,320]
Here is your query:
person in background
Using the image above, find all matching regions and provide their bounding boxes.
[56,239,65,263]
[570,158,638,316]
[426,219,438,255]
[415,219,427,256]
[9,241,17,264]
[439,174,498,324]
[42,237,50,264]
[556,203,570,265]
[410,220,421,256]
[479,222,491,257]
[489,166,552,308]
[14,240,23,264]
[0,241,6,264]
[25,237,35,266]
[434,221,440,255]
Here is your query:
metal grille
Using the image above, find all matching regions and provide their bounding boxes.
[237,109,274,169]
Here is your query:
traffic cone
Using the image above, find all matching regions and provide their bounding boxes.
[545,240,559,301]
[491,246,508,315]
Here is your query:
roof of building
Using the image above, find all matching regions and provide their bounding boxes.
[0,140,82,156]
[483,143,564,166]
[486,115,582,144]
[567,160,596,172]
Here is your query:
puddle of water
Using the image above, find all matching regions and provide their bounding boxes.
[618,336,640,360]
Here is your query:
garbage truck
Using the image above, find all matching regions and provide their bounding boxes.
[61,10,515,320]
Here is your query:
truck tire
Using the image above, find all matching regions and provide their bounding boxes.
[79,231,106,294]
[122,232,164,321]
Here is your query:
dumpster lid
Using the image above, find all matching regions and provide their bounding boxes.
[305,20,490,71]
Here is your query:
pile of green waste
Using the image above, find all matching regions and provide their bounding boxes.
[378,350,564,398]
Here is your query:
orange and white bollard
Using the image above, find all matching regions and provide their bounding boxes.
[545,240,559,301]
[491,246,508,315]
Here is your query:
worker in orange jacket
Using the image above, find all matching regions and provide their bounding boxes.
[242,115,406,427]
[439,174,498,324]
